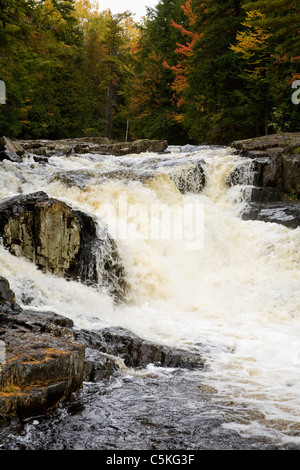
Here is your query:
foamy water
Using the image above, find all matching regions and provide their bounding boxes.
[0,146,299,446]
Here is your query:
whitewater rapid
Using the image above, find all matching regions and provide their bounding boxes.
[0,145,299,446]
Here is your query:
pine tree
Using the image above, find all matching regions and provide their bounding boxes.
[0,0,37,136]
[231,0,300,134]
[124,0,190,143]
[181,0,252,144]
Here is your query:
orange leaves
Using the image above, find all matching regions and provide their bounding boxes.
[165,1,202,112]
[181,0,197,26]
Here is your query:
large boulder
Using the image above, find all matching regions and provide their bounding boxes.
[230,133,300,227]
[231,133,300,154]
[242,201,300,229]
[0,279,85,421]
[230,133,300,198]
[0,192,127,300]
[76,326,204,373]
[0,277,21,313]
[0,137,24,163]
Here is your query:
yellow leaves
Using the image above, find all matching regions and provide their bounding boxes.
[74,0,100,22]
[39,0,66,26]
[243,9,264,22]
[231,10,271,60]
[231,9,272,80]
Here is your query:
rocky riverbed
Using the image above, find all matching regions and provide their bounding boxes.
[0,133,299,449]
[0,276,204,426]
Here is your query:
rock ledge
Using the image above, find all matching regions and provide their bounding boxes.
[230,133,300,228]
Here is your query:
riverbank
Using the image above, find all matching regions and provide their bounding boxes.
[230,133,300,227]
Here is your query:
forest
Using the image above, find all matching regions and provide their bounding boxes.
[0,0,299,144]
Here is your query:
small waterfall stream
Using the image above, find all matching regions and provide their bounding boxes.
[0,145,299,450]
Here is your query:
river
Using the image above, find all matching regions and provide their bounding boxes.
[0,144,299,450]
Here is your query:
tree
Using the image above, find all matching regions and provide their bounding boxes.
[0,0,87,138]
[0,0,37,136]
[180,0,251,144]
[27,0,86,138]
[231,0,300,134]
[163,0,202,125]
[103,11,131,140]
[124,0,190,143]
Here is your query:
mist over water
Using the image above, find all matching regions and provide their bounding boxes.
[1,145,300,449]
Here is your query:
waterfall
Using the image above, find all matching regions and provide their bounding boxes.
[0,145,299,448]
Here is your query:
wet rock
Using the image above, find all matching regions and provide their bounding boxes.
[245,187,283,203]
[32,155,49,164]
[16,139,74,157]
[283,154,300,196]
[15,138,168,158]
[227,155,284,192]
[154,159,206,194]
[0,137,24,163]
[52,168,157,190]
[242,201,300,229]
[0,278,203,422]
[226,161,255,187]
[0,277,17,306]
[0,280,85,421]
[83,348,119,382]
[0,329,85,420]
[0,192,127,301]
[0,277,22,314]
[76,327,204,371]
[231,133,300,154]
[230,133,300,211]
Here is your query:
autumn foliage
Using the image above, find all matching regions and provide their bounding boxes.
[0,0,299,142]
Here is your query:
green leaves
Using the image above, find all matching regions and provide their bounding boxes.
[0,0,298,142]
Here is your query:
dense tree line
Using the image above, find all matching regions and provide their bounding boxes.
[125,0,300,144]
[0,0,135,140]
[0,0,299,143]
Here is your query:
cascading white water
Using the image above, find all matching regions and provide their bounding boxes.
[0,145,299,446]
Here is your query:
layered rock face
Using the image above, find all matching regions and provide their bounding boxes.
[0,137,24,163]
[230,133,300,228]
[14,137,168,159]
[0,192,127,300]
[0,277,85,422]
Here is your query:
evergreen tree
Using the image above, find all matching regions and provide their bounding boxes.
[124,0,190,143]
[231,0,300,134]
[27,0,86,138]
[0,0,86,138]
[0,0,36,137]
[181,0,251,144]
